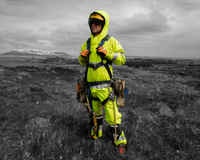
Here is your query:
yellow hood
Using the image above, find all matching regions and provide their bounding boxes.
[89,10,109,43]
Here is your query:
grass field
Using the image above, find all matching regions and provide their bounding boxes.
[0,58,200,160]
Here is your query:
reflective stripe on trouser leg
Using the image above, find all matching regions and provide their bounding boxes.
[115,131,127,145]
[97,116,103,137]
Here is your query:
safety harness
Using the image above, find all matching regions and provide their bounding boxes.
[85,34,112,110]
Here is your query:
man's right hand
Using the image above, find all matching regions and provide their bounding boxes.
[81,50,90,57]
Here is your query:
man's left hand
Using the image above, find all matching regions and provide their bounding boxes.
[96,46,107,57]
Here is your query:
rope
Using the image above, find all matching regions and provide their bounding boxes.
[113,100,117,144]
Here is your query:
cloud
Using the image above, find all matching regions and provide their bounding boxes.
[0,37,29,51]
[174,0,200,11]
[110,4,171,36]
[49,22,89,47]
[2,28,35,41]
[0,0,199,58]
[0,27,52,51]
[5,0,37,6]
[37,39,52,46]
[0,0,40,18]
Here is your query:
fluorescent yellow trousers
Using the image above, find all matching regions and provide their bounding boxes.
[90,86,122,125]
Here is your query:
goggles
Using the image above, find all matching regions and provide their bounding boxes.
[89,19,103,26]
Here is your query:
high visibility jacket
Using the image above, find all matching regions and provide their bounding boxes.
[79,10,126,82]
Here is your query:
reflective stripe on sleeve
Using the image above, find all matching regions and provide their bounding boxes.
[112,52,118,62]
[111,52,124,62]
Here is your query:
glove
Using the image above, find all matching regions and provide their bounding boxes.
[96,46,107,57]
[81,50,90,57]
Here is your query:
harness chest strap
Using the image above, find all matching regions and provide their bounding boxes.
[86,35,112,79]
[87,62,111,69]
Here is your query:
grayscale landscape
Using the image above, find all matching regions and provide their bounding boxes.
[0,51,200,159]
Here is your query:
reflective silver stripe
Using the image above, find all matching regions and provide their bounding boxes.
[91,84,109,89]
[110,124,119,128]
[88,62,110,68]
[96,116,103,119]
[118,136,125,141]
[112,52,118,62]
[112,52,124,62]
[99,125,103,131]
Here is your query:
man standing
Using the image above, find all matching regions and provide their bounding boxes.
[78,10,127,155]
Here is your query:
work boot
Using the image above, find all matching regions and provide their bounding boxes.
[91,126,98,139]
[110,125,127,144]
[91,124,102,139]
[116,143,127,155]
[115,131,127,155]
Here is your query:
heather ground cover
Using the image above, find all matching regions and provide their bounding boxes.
[0,57,200,160]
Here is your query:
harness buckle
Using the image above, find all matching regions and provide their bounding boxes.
[109,91,115,101]
[93,63,97,69]
[108,86,115,101]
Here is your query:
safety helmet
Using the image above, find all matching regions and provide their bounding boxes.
[88,13,105,28]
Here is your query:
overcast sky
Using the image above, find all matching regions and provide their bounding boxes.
[0,0,200,59]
